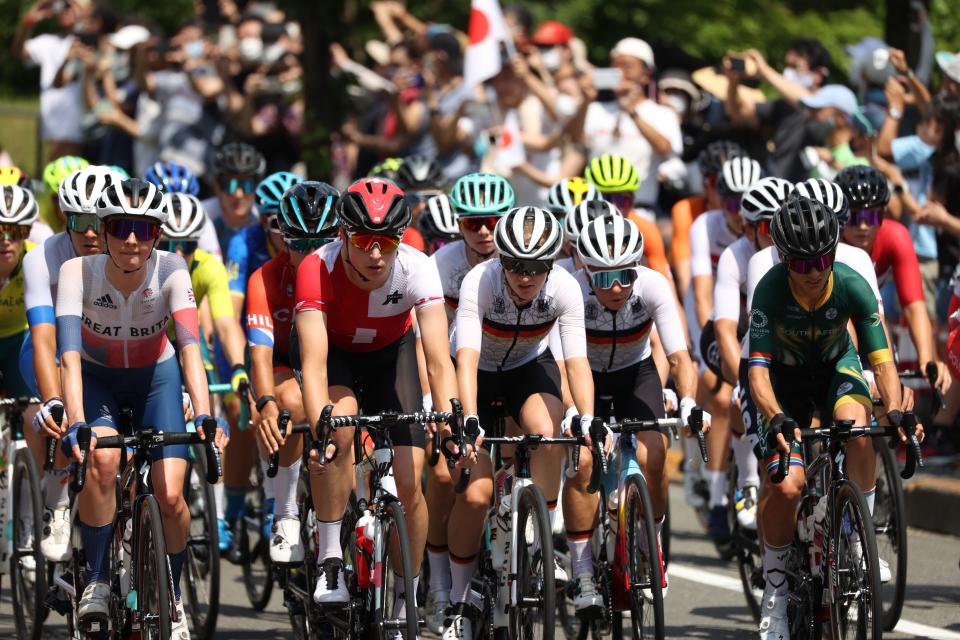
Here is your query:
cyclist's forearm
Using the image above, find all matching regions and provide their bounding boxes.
[180,343,211,416]
[873,359,903,414]
[903,301,937,366]
[748,365,781,420]
[692,275,713,328]
[214,315,247,367]
[31,325,61,401]
[296,313,330,427]
[60,351,85,425]
[668,349,698,401]
[250,346,276,401]
[455,349,480,417]
[565,357,595,416]
[715,319,742,385]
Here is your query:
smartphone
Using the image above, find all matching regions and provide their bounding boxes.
[78,32,98,48]
[729,56,746,74]
[594,67,622,103]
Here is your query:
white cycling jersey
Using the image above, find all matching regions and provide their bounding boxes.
[430,240,474,327]
[457,260,586,372]
[685,209,740,356]
[576,266,686,372]
[24,232,76,328]
[556,256,576,273]
[713,236,756,333]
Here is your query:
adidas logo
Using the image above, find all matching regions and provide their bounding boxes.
[94,293,117,309]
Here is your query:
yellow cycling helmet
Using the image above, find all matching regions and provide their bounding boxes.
[43,155,89,194]
[585,153,639,193]
[0,166,26,187]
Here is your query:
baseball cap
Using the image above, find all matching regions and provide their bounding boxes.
[108,25,150,50]
[937,51,960,84]
[801,84,859,116]
[531,20,573,46]
[611,37,655,70]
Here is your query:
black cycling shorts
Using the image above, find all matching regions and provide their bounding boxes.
[476,351,562,435]
[291,327,425,448]
[593,357,664,422]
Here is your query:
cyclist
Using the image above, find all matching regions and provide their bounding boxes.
[748,196,910,640]
[197,142,267,260]
[21,165,118,562]
[38,155,90,242]
[294,178,458,624]
[443,206,594,637]
[556,200,624,273]
[249,181,340,564]
[836,165,949,393]
[368,156,405,182]
[671,140,748,298]
[545,176,601,227]
[395,154,446,251]
[144,160,201,197]
[0,165,31,188]
[713,177,793,531]
[687,155,761,547]
[424,171,514,632]
[419,194,460,256]
[569,212,705,606]
[56,178,225,638]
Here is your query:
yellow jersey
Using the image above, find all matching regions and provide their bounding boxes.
[189,249,234,321]
[0,241,36,339]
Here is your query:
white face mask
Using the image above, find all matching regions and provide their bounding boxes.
[664,93,689,116]
[783,66,815,89]
[239,37,263,63]
[540,46,562,72]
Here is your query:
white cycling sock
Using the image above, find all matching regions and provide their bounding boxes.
[427,545,452,592]
[567,536,592,578]
[449,553,477,604]
[705,469,728,508]
[763,543,790,596]
[259,456,276,502]
[864,486,876,516]
[731,435,759,489]
[393,573,419,619]
[43,468,70,509]
[273,459,301,520]
[214,482,226,521]
[316,519,342,563]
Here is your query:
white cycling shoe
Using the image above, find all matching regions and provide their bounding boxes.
[736,485,759,531]
[269,518,304,564]
[41,506,72,562]
[425,589,450,634]
[313,558,349,604]
[78,581,111,629]
[572,574,602,610]
[758,588,790,640]
[171,599,191,639]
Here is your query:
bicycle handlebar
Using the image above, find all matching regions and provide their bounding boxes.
[267,409,292,478]
[44,404,64,471]
[925,361,944,417]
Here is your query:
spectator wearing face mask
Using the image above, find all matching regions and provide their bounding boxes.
[799,85,869,179]
[936,51,960,98]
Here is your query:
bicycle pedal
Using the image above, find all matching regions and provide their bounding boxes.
[283,596,305,616]
[80,615,111,637]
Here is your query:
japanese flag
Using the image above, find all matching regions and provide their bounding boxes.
[463,0,511,88]
[494,109,525,170]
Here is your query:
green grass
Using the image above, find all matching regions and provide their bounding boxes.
[0,96,41,176]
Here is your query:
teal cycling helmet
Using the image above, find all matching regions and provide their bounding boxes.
[449,172,515,217]
[256,171,304,216]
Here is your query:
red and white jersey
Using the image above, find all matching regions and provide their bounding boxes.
[690,209,739,278]
[294,241,444,352]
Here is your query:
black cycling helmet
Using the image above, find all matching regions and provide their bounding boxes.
[211,142,266,180]
[771,196,840,259]
[697,140,748,177]
[835,165,891,210]
[395,155,444,191]
[278,181,340,240]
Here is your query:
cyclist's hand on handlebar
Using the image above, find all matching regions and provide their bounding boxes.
[560,406,578,436]
[680,397,712,437]
[230,364,250,396]
[36,398,66,439]
[194,414,228,450]
[900,385,915,412]
[257,401,282,454]
[930,359,951,395]
[182,392,194,422]
[662,388,678,415]
[62,422,96,464]
[770,413,800,455]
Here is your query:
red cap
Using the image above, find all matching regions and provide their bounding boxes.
[531,21,573,46]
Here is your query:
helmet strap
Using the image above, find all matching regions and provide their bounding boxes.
[342,246,371,283]
[466,242,495,264]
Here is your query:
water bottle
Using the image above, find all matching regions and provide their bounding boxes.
[354,509,375,588]
[606,490,620,560]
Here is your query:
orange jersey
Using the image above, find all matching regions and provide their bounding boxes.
[669,195,706,263]
[626,211,671,281]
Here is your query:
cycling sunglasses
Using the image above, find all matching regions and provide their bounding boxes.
[588,267,637,289]
[285,236,332,253]
[160,239,198,255]
[722,196,741,214]
[459,215,501,233]
[0,224,31,241]
[848,207,883,227]
[347,232,402,253]
[106,218,161,242]
[753,219,771,235]
[601,191,633,212]
[67,212,102,234]
[501,255,553,276]
[785,252,835,275]
[219,177,257,195]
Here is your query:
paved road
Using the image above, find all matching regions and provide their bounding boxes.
[3,484,959,638]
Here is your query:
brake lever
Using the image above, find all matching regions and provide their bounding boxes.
[44,404,64,471]
[267,409,291,478]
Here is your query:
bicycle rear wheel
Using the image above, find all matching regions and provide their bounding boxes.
[829,481,882,640]
[873,441,907,630]
[624,474,664,640]
[10,447,47,640]
[182,446,220,639]
[727,454,762,622]
[510,483,555,640]
[372,499,417,639]
[136,495,172,640]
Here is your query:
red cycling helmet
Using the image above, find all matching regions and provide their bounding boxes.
[339,177,411,234]
[531,21,573,46]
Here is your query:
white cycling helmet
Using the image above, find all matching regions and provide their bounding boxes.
[161,193,207,240]
[718,157,763,198]
[59,166,123,215]
[792,178,850,225]
[564,200,623,243]
[547,177,600,216]
[741,177,794,223]
[422,194,460,238]
[577,213,644,271]
[494,206,563,260]
[97,178,167,224]
[0,185,39,226]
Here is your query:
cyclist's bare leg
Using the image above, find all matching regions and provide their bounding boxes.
[757,465,805,548]
[518,392,565,504]
[151,457,190,553]
[561,444,599,533]
[222,394,257,490]
[391,444,427,578]
[275,373,305,465]
[634,431,670,519]
[700,371,732,502]
[76,425,122,526]
[447,456,493,557]
[309,385,358,523]
[836,400,875,495]
[425,445,454,570]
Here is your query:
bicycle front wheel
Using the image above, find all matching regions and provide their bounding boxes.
[829,480,882,640]
[373,499,417,639]
[873,440,907,630]
[510,484,555,640]
[240,465,273,610]
[182,446,220,639]
[10,447,47,640]
[136,496,172,640]
[624,474,664,640]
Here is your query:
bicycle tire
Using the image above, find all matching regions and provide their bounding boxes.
[10,447,46,640]
[510,483,555,640]
[873,440,907,630]
[240,466,273,610]
[371,499,417,639]
[829,480,882,640]
[661,493,671,571]
[136,495,172,640]
[624,474,664,640]
[727,454,762,622]
[182,446,220,639]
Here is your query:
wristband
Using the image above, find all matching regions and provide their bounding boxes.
[255,395,276,413]
[885,410,904,428]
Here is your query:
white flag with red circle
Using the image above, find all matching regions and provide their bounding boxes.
[463,0,511,88]
[494,109,525,170]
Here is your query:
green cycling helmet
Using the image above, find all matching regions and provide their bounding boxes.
[107,165,130,180]
[43,156,89,194]
[449,172,515,217]
[585,153,639,194]
[368,157,405,181]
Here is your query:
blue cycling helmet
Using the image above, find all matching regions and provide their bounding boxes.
[143,161,200,196]
[256,171,304,216]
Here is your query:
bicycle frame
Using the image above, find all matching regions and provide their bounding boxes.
[0,398,37,575]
